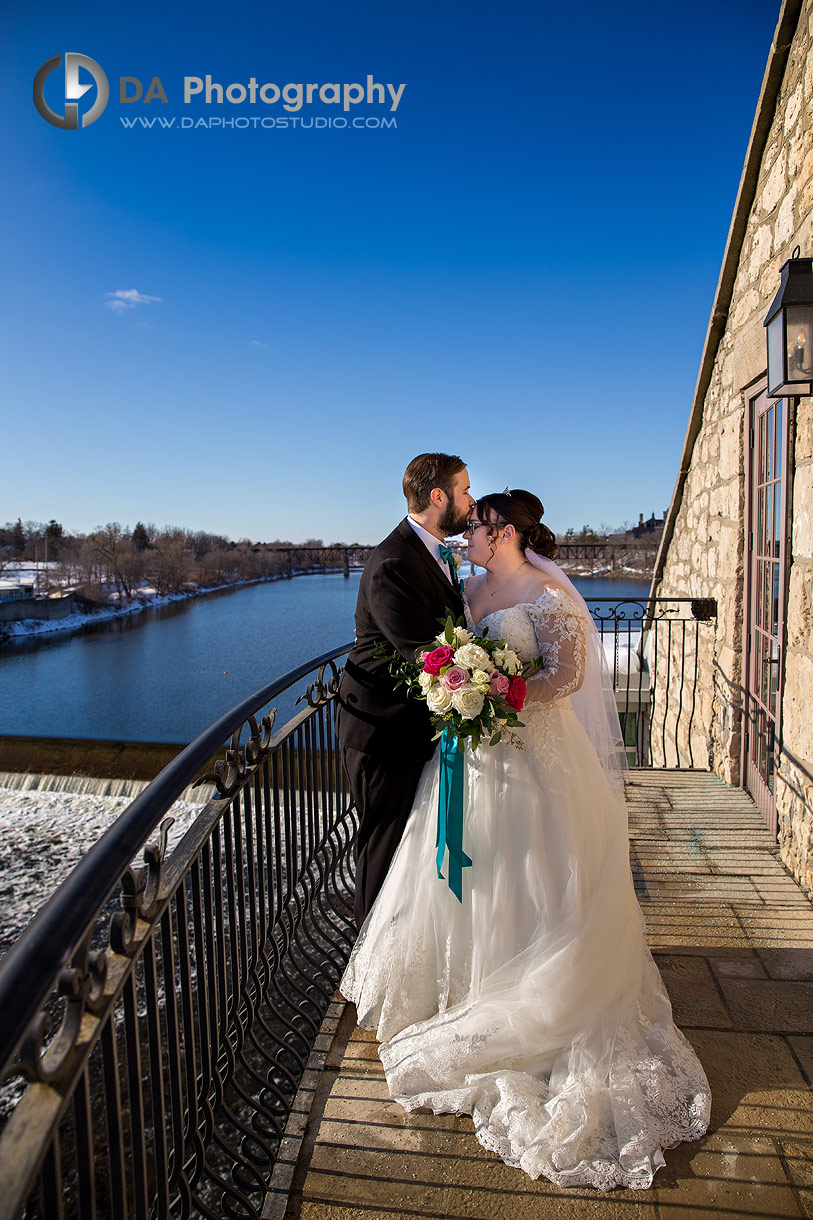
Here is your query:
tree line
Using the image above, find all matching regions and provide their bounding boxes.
[1,516,664,600]
[0,520,350,602]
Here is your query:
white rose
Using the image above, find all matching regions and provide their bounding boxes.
[418,671,434,693]
[494,646,522,676]
[454,642,490,671]
[452,626,473,646]
[451,685,485,720]
[471,668,491,692]
[426,684,453,714]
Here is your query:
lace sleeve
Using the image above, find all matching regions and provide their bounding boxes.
[524,593,586,703]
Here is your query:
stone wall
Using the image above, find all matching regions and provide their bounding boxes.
[653,2,813,893]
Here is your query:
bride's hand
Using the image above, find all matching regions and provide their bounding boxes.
[520,656,544,679]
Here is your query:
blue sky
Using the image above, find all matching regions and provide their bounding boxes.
[2,0,779,544]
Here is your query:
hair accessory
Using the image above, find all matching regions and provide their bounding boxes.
[503,486,512,496]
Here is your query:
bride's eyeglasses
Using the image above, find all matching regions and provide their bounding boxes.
[464,519,506,536]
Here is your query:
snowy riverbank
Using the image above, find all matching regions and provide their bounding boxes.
[0,569,337,644]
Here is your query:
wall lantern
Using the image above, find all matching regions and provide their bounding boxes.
[765,246,813,397]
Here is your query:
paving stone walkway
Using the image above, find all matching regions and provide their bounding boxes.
[265,770,813,1220]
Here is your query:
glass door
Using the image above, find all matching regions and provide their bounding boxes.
[743,387,788,834]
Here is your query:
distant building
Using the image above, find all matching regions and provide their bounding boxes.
[0,581,35,602]
[652,0,813,894]
[627,513,666,538]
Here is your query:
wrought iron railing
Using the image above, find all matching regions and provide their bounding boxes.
[0,643,355,1220]
[0,597,716,1219]
[588,596,717,768]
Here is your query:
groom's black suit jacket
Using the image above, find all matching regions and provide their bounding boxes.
[336,518,464,761]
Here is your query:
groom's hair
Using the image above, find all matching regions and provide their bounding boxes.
[403,453,465,512]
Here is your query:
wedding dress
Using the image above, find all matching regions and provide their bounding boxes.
[340,566,711,1191]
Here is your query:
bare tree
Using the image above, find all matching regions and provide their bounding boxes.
[90,523,144,600]
[146,528,193,595]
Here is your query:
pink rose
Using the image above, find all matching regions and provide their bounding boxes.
[422,644,455,675]
[506,676,527,711]
[440,665,468,692]
[489,671,510,698]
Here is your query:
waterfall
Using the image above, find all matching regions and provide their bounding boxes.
[0,771,215,803]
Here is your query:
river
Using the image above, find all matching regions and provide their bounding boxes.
[0,570,649,744]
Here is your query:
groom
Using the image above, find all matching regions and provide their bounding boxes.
[336,452,474,928]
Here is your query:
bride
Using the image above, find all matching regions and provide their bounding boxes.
[340,489,711,1191]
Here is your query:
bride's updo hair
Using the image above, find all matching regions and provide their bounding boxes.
[476,490,558,560]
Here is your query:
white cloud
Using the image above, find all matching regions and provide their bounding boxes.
[251,339,268,349]
[105,288,163,313]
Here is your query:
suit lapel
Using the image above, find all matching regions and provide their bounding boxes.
[397,518,463,611]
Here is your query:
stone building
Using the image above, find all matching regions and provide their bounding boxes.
[652,0,813,894]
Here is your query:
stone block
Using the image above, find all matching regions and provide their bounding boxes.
[653,1149,801,1219]
[801,147,813,185]
[797,402,813,462]
[731,284,762,328]
[717,971,810,1029]
[718,422,742,483]
[760,148,787,216]
[794,470,813,559]
[709,956,768,979]
[786,82,804,134]
[760,252,785,299]
[655,954,733,1027]
[759,948,813,981]
[783,656,813,751]
[796,208,813,263]
[800,173,813,221]
[686,1028,812,1132]
[788,127,808,179]
[786,566,813,649]
[775,183,800,252]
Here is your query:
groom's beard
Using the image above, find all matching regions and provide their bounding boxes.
[438,503,471,538]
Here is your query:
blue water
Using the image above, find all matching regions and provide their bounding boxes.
[0,571,649,744]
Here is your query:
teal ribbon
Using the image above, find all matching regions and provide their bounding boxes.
[436,727,472,901]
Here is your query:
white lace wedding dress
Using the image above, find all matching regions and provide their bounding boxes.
[340,585,711,1190]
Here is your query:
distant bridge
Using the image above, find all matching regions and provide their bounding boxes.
[556,541,636,566]
[274,540,644,577]
[272,545,373,576]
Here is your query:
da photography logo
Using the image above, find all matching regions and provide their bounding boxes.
[33,53,109,129]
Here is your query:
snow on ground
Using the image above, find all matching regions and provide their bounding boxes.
[0,576,272,641]
[0,786,206,953]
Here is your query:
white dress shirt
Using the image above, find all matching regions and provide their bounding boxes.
[407,516,455,584]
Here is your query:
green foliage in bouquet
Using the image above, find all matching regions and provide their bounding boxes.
[374,613,544,753]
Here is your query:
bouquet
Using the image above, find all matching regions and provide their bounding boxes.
[377,614,544,901]
[382,613,543,753]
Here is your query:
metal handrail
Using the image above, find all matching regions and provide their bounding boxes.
[0,642,353,1071]
[0,641,355,1220]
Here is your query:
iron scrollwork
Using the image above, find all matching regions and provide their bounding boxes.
[10,817,176,1087]
[194,710,277,798]
[296,658,342,710]
[110,815,174,956]
[13,932,108,1087]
